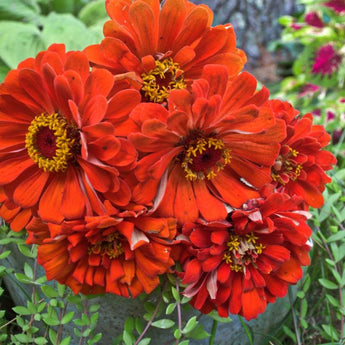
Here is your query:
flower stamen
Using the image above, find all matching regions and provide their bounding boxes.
[141,58,186,103]
[181,137,231,181]
[272,146,303,185]
[88,232,124,260]
[223,232,265,272]
[25,113,79,173]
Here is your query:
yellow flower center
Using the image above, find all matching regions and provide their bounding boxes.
[272,146,303,185]
[223,232,265,273]
[141,58,186,103]
[181,137,231,181]
[88,232,124,260]
[25,113,80,173]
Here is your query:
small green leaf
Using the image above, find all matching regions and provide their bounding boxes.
[61,311,75,325]
[41,285,58,298]
[151,319,175,329]
[208,310,232,323]
[137,338,151,345]
[184,324,210,340]
[182,316,198,334]
[34,337,48,345]
[123,330,134,345]
[13,306,31,315]
[49,329,57,344]
[174,329,181,339]
[125,316,135,332]
[171,286,180,302]
[89,333,102,344]
[0,250,11,259]
[15,272,33,284]
[319,278,338,290]
[60,336,71,345]
[166,303,176,315]
[24,262,33,279]
[178,341,190,345]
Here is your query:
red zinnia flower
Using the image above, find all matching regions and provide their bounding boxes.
[180,188,312,320]
[26,214,176,297]
[268,100,336,208]
[0,44,141,228]
[129,66,286,224]
[311,44,342,76]
[84,0,246,103]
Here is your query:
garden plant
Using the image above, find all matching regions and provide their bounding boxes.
[0,0,344,344]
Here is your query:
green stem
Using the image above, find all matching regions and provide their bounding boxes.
[209,319,218,345]
[238,316,253,345]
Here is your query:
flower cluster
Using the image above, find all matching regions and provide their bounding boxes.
[0,0,336,320]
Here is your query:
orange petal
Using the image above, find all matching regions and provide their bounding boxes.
[60,168,86,219]
[129,1,156,56]
[172,6,209,52]
[211,169,259,208]
[193,181,227,221]
[159,0,187,52]
[13,169,49,207]
[275,257,302,284]
[82,94,108,126]
[64,51,90,83]
[0,154,34,184]
[18,69,54,114]
[38,174,65,223]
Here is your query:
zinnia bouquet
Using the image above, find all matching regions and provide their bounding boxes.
[0,0,336,338]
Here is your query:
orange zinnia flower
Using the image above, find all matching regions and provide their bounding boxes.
[267,100,337,208]
[180,188,312,320]
[26,214,176,297]
[84,0,246,103]
[0,44,141,228]
[129,66,286,224]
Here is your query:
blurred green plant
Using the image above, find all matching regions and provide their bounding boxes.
[268,1,345,344]
[0,0,107,82]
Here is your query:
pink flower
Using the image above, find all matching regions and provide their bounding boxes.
[298,84,321,98]
[324,0,345,13]
[305,12,324,28]
[311,44,341,76]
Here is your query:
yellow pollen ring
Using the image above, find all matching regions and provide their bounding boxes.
[223,232,265,272]
[181,137,231,181]
[141,58,186,103]
[25,113,74,173]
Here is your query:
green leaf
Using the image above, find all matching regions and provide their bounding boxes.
[0,0,40,21]
[166,303,176,315]
[78,0,107,27]
[14,334,30,342]
[61,311,75,325]
[137,338,151,345]
[40,13,101,51]
[0,21,44,70]
[182,316,197,334]
[60,336,71,345]
[178,341,189,345]
[17,243,36,258]
[318,278,338,290]
[321,324,340,341]
[327,230,345,243]
[13,306,31,315]
[125,316,134,332]
[174,329,181,339]
[208,310,232,323]
[89,333,102,344]
[135,317,144,334]
[151,319,175,329]
[41,285,58,298]
[34,337,48,345]
[0,250,11,259]
[171,286,180,302]
[24,263,33,280]
[123,330,134,345]
[184,324,210,340]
